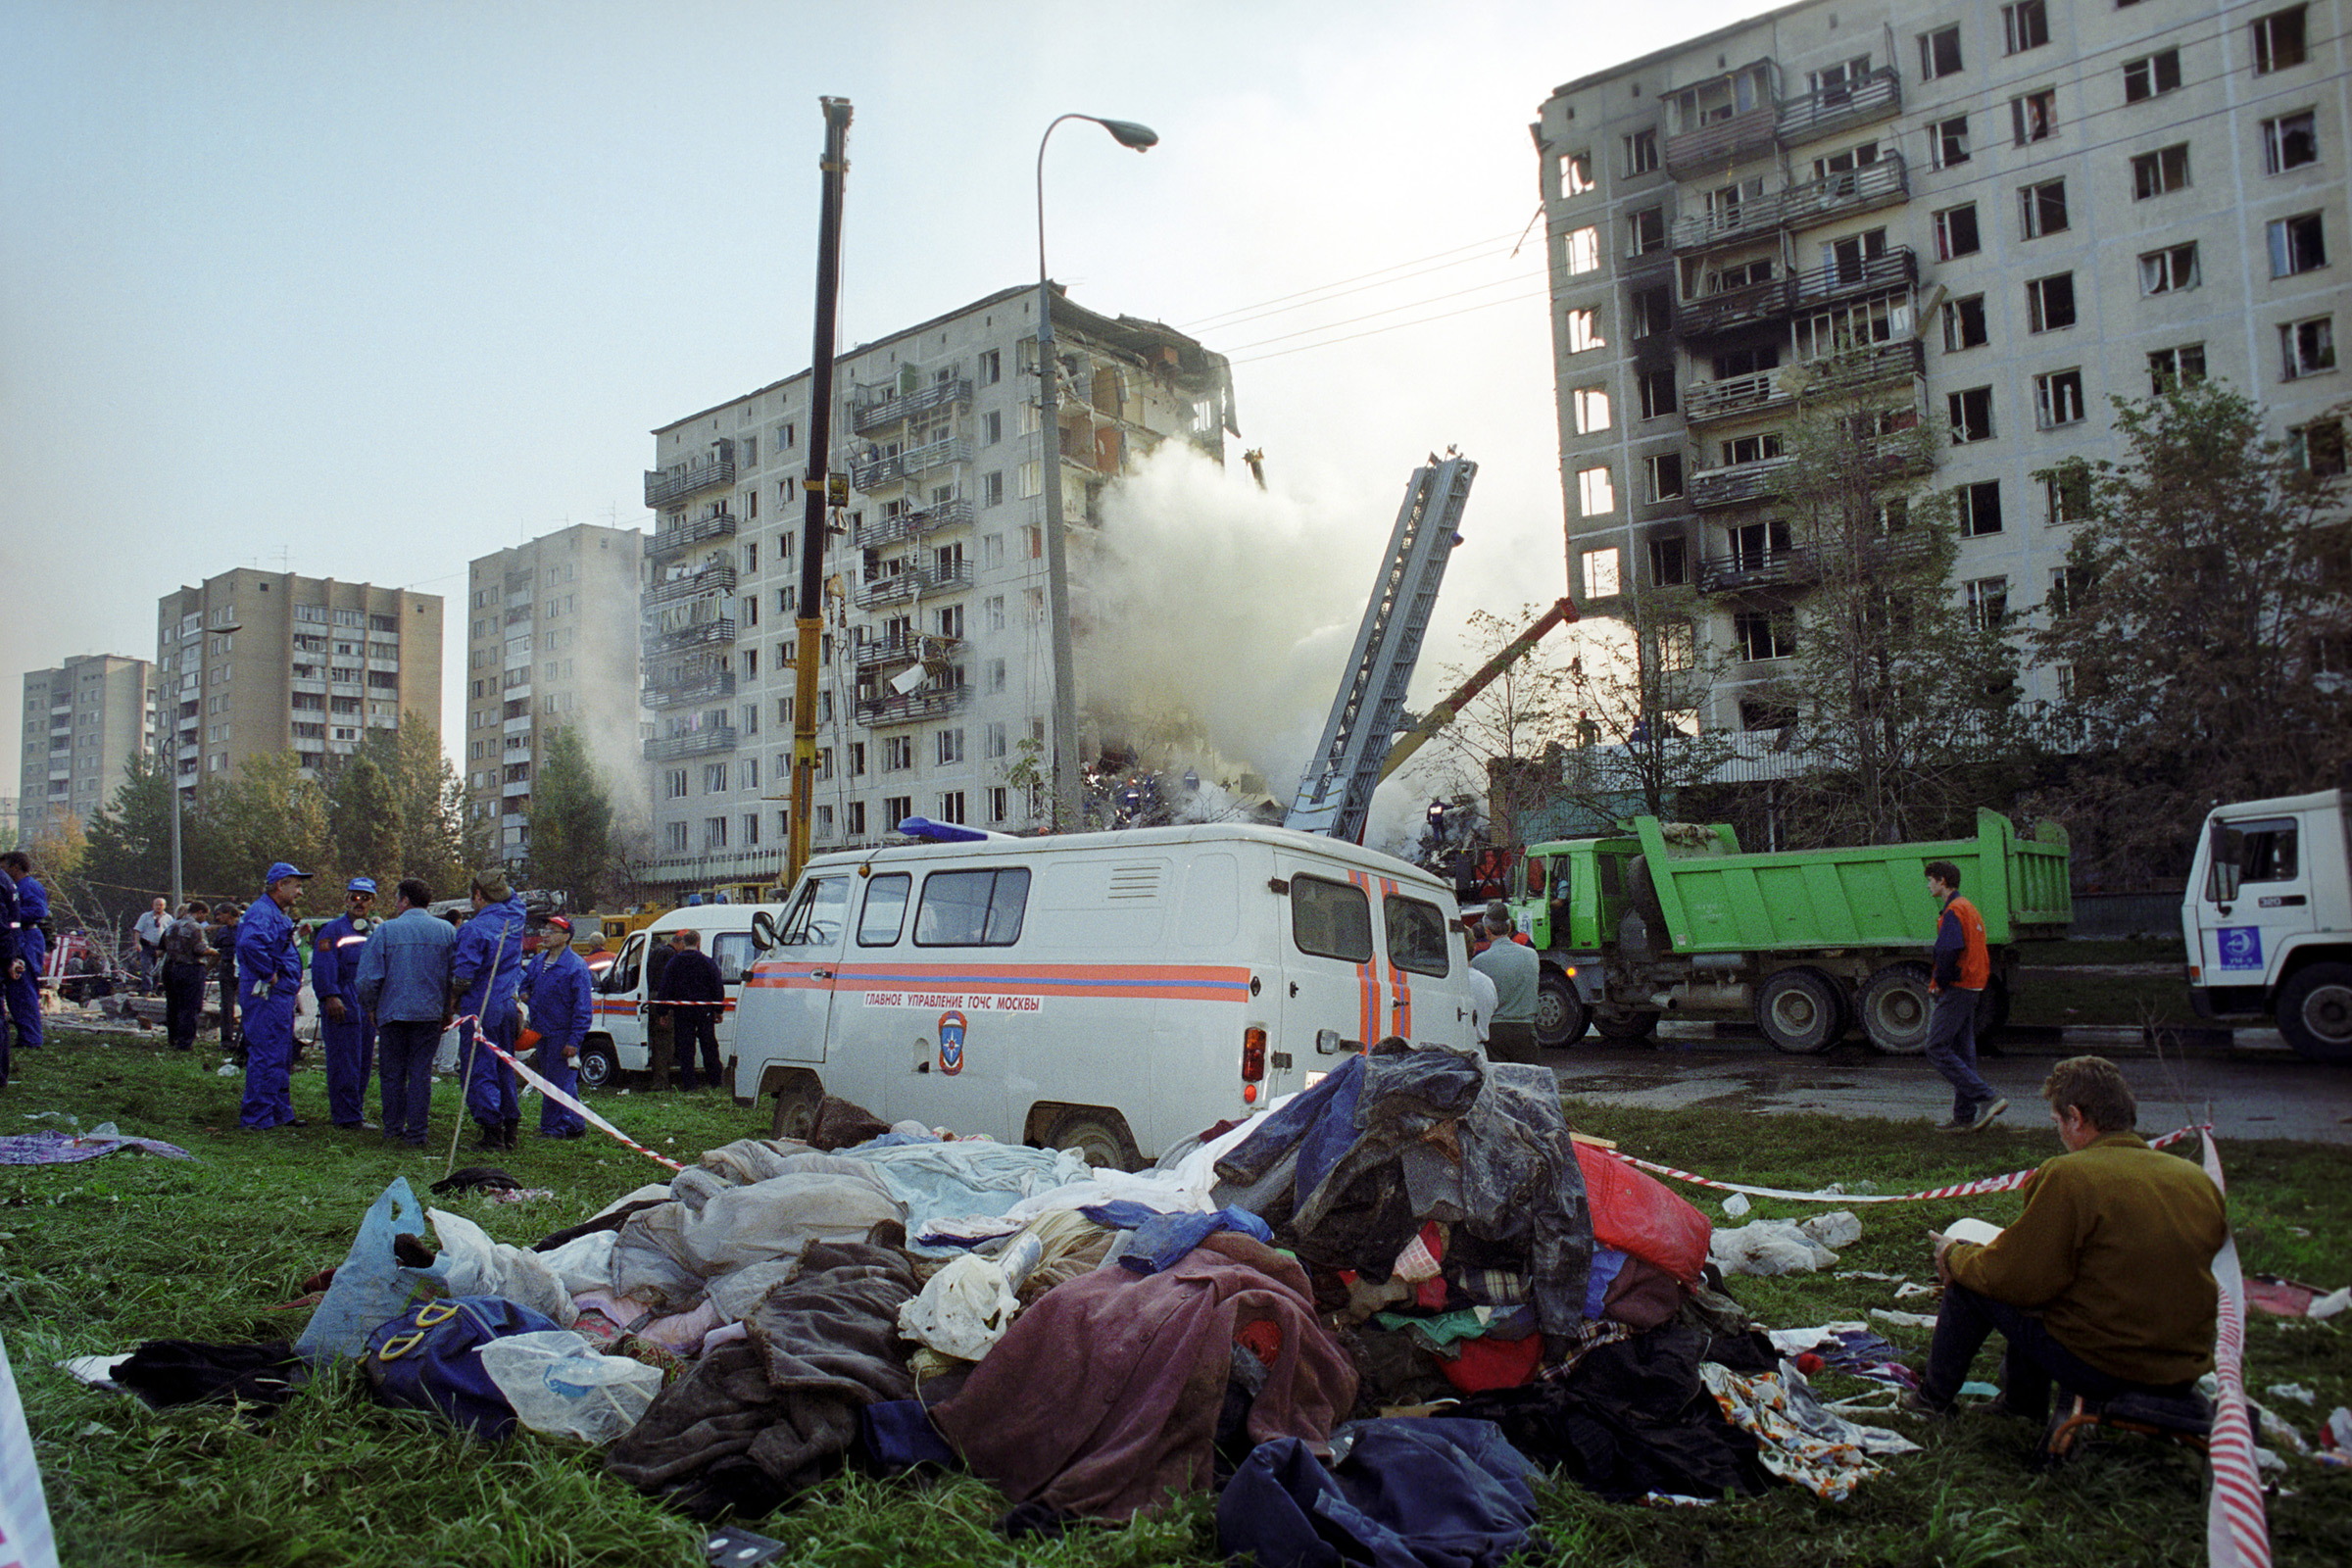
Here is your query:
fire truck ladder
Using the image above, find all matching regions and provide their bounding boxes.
[1284,454,1476,842]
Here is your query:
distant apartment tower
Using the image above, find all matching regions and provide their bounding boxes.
[641,282,1235,893]
[154,571,444,797]
[460,524,647,860]
[17,654,158,842]
[1537,0,2347,730]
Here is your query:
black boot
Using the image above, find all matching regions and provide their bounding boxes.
[502,1119,520,1151]
[471,1120,505,1152]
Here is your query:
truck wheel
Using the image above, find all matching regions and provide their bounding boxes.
[1534,971,1590,1049]
[770,1076,823,1141]
[1858,962,1934,1054]
[1593,1008,1660,1042]
[1757,968,1840,1054]
[1042,1106,1143,1172]
[577,1038,618,1090]
[2277,963,2352,1063]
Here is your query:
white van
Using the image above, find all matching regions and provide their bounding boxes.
[729,823,1481,1166]
[578,903,792,1088]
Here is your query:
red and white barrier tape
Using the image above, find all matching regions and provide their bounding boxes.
[469,1028,685,1172]
[1598,1124,2207,1205]
[2199,1132,2271,1568]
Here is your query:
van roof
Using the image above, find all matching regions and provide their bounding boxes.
[643,903,792,935]
[2211,789,2347,819]
[803,822,1452,893]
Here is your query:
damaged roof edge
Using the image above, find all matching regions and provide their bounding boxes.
[1542,0,1811,105]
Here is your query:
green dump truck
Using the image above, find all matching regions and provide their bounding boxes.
[1506,808,2072,1054]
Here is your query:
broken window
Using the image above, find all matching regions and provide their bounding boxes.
[1565,308,1604,353]
[2010,89,2057,145]
[1943,295,1988,351]
[1628,207,1666,256]
[1794,291,1900,361]
[2045,473,2089,526]
[2139,243,2200,295]
[1629,285,1671,338]
[2292,418,2347,476]
[1577,466,1616,516]
[1958,480,2005,537]
[2267,213,2327,276]
[2263,111,2319,173]
[1948,386,1995,444]
[2034,368,2086,428]
[1734,610,1793,662]
[1721,432,1783,466]
[1647,535,1689,586]
[1919,25,1963,80]
[2124,49,2181,101]
[2020,178,2068,238]
[1558,149,1595,195]
[1965,576,2010,631]
[2027,272,2077,332]
[2280,316,2335,379]
[1566,226,1602,274]
[2132,144,2190,199]
[2002,2,2048,53]
[1573,385,1613,433]
[1934,204,1981,261]
[1580,547,1622,600]
[1624,127,1659,175]
[2253,6,2307,74]
[1645,452,1685,502]
[2147,343,2207,393]
[1638,368,1677,419]
[1929,115,1971,169]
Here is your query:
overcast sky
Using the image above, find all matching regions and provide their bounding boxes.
[0,0,1771,808]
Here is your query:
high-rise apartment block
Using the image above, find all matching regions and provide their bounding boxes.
[1538,0,2347,728]
[640,282,1234,894]
[154,571,444,797]
[460,524,647,859]
[17,655,158,842]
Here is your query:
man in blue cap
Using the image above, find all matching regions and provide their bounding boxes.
[452,867,527,1150]
[310,876,380,1130]
[238,862,312,1130]
[0,853,47,1054]
[518,914,591,1138]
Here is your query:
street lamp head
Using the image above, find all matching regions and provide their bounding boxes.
[1096,118,1158,151]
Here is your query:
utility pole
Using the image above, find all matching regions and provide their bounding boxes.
[786,97,853,888]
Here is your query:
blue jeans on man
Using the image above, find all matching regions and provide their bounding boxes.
[1925,987,1997,1122]
[376,1020,440,1146]
[1924,1281,2196,1420]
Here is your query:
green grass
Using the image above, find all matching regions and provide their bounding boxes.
[7,1028,2350,1567]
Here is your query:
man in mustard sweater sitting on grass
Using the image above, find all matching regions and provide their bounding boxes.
[1902,1054,2228,1425]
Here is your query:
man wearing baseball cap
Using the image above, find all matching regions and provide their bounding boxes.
[238,862,312,1131]
[452,867,528,1150]
[518,914,591,1139]
[311,877,381,1130]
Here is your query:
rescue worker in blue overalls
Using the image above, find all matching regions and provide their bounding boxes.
[238,862,312,1131]
[1,853,47,1054]
[452,868,527,1151]
[310,877,380,1130]
[518,913,591,1139]
[0,857,20,1088]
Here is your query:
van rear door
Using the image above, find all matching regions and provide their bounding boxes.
[1277,859,1385,1053]
[710,928,757,1059]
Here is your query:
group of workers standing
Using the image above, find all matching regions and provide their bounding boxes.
[0,851,52,1088]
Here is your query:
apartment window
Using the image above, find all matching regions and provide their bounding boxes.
[2139,243,2200,295]
[845,801,865,837]
[703,816,727,851]
[2268,214,2328,276]
[1638,368,1676,419]
[1721,432,1783,466]
[2293,419,2347,476]
[1565,308,1604,353]
[1572,386,1612,434]
[2046,473,2088,525]
[982,411,1003,446]
[2011,89,2057,145]
[2020,179,2068,238]
[1734,611,1792,662]
[2131,144,2190,200]
[938,791,966,826]
[1647,536,1689,587]
[983,594,1005,632]
[2280,317,2336,379]
[1628,207,1666,256]
[1579,547,1622,601]
[1929,116,1971,170]
[1645,452,1685,502]
[1625,127,1659,174]
[2034,368,2086,427]
[1017,461,1041,498]
[2123,49,2181,102]
[2148,343,2208,393]
[1942,295,1988,351]
[664,768,687,800]
[883,735,912,772]
[703,761,727,792]
[663,821,688,854]
[742,757,760,791]
[882,795,912,828]
[2048,568,2091,620]
[1566,226,1601,274]
[987,787,1008,824]
[936,728,966,765]
[1559,149,1594,195]
[1965,576,2010,631]
[1919,25,1963,79]
[2264,112,2319,173]
[1958,480,2005,537]
[1934,204,1981,260]
[1576,466,1616,516]
[985,658,1006,693]
[1948,386,1995,444]
[2002,1,2048,53]
[978,348,1001,385]
[1630,286,1671,339]
[2027,272,2077,332]
[2253,7,2307,74]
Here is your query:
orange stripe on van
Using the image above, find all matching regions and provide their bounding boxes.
[1348,870,1377,1046]
[743,960,1252,1004]
[1379,876,1411,1037]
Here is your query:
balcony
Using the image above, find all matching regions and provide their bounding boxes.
[856,561,973,612]
[851,376,972,436]
[852,498,974,551]
[644,617,737,655]
[502,776,531,798]
[1775,67,1902,147]
[644,725,738,762]
[644,441,736,509]
[1685,368,1795,425]
[1790,246,1917,310]
[644,562,737,611]
[1665,103,1778,179]
[1699,545,1822,595]
[503,714,533,736]
[1678,277,1795,339]
[1798,336,1925,398]
[646,512,740,561]
[850,435,972,493]
[855,684,972,726]
[1686,333,1923,426]
[1689,454,1793,510]
[854,631,963,673]
[1671,155,1908,250]
[643,669,735,710]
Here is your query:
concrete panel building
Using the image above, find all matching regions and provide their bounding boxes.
[154,571,444,798]
[1536,0,2349,730]
[17,655,158,842]
[640,282,1235,895]
[460,524,647,861]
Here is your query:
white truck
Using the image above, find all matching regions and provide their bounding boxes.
[728,823,1486,1166]
[2182,787,2352,1062]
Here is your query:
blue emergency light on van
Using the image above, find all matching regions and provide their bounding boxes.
[896,816,992,844]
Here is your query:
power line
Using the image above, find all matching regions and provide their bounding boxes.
[1177,226,1528,332]
[1228,285,1556,367]
[1219,268,1548,355]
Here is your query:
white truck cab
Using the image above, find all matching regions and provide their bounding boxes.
[729,823,1482,1166]
[577,903,791,1088]
[2183,787,2352,1062]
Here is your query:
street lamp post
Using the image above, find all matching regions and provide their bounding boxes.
[1036,113,1155,833]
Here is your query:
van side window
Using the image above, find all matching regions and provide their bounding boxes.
[1385,895,1450,977]
[1291,875,1373,963]
[605,934,643,992]
[914,868,1031,946]
[780,876,850,944]
[858,873,911,946]
[711,931,754,984]
[2230,821,2300,884]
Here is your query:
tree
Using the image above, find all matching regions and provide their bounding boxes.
[1557,586,1738,824]
[2031,383,2351,881]
[357,716,471,894]
[527,725,614,909]
[1430,606,1580,849]
[204,752,336,897]
[81,751,175,921]
[327,753,404,883]
[1765,390,2023,846]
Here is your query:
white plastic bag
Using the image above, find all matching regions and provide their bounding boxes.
[476,1330,662,1446]
[428,1208,578,1327]
[1721,1193,1751,1218]
[537,1230,618,1297]
[1710,1218,1838,1277]
[898,1252,1020,1361]
[1800,1210,1862,1250]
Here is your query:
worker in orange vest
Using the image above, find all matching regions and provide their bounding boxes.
[1926,859,2006,1133]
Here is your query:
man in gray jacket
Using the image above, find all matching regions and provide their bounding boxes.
[1470,900,1541,1064]
[356,878,456,1149]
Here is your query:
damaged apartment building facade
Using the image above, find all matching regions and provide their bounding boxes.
[639,283,1236,893]
[1537,0,2348,735]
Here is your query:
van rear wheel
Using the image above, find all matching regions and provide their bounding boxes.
[577,1038,618,1090]
[770,1078,822,1141]
[1042,1106,1143,1172]
[2278,962,2352,1062]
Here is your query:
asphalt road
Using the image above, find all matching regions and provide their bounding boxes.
[1549,1024,2352,1146]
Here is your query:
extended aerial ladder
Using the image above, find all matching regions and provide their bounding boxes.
[1283,455,1477,842]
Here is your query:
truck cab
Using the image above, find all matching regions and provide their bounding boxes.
[1509,834,1642,1045]
[2183,788,2352,1061]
